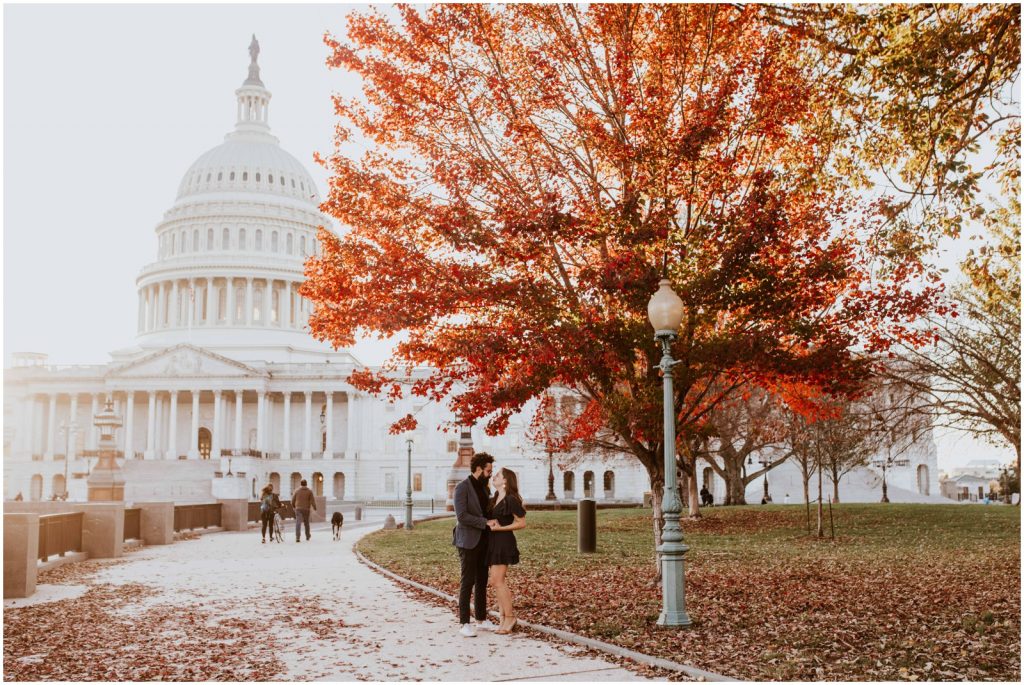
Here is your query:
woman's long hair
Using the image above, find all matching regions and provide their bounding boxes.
[261,483,273,496]
[492,467,524,510]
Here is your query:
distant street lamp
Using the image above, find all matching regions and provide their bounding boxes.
[647,278,692,628]
[405,438,414,531]
[59,421,78,499]
[545,447,557,501]
[749,453,772,502]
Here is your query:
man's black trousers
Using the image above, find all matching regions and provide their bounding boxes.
[457,538,488,624]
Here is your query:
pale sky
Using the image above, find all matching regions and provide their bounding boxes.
[2,3,1016,471]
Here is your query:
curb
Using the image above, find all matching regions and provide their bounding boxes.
[354,549,734,682]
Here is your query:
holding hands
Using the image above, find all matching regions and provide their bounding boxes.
[486,519,500,530]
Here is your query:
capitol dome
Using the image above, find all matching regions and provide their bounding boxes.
[129,36,351,365]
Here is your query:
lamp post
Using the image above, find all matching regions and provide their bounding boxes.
[58,421,78,499]
[647,278,692,627]
[405,438,414,530]
[545,447,557,500]
[758,454,772,502]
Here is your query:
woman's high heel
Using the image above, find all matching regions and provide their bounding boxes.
[496,617,518,635]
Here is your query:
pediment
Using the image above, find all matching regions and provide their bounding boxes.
[107,344,266,380]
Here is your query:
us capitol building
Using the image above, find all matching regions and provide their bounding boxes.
[3,39,938,507]
[2,39,649,506]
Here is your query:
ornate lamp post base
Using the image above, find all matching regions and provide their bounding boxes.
[656,539,693,626]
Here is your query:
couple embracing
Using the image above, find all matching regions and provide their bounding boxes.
[453,452,526,637]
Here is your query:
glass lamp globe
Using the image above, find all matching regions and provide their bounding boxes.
[647,278,685,334]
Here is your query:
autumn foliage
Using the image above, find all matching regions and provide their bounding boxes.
[303,5,943,516]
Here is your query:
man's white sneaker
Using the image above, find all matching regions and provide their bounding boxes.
[476,619,499,631]
[459,623,478,638]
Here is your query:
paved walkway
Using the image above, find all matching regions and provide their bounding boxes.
[13,519,648,681]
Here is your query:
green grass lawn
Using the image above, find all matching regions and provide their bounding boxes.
[358,504,1020,681]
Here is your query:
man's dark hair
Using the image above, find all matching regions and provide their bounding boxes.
[300,479,308,487]
[470,452,495,473]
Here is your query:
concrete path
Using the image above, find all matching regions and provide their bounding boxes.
[20,519,649,681]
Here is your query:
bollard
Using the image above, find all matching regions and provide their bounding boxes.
[354,506,362,521]
[383,514,396,530]
[577,498,596,553]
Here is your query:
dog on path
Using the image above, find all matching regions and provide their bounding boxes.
[331,511,344,540]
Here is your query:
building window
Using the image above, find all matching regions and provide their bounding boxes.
[291,179,295,188]
[235,287,245,321]
[230,171,235,181]
[242,172,248,181]
[170,233,176,255]
[255,173,261,183]
[206,173,211,182]
[239,229,246,249]
[207,228,214,249]
[447,440,458,453]
[222,228,230,249]
[181,231,187,253]
[286,233,293,255]
[271,231,278,252]
[217,287,227,322]
[268,174,273,184]
[217,172,223,181]
[255,229,262,251]
[253,288,263,322]
[563,472,575,497]
[583,470,594,498]
[300,235,306,256]
[271,289,279,324]
[192,229,199,252]
[280,176,285,186]
[413,473,423,492]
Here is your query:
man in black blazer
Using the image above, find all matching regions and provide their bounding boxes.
[452,452,498,636]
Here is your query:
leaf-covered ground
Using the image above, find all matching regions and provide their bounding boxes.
[357,504,1021,681]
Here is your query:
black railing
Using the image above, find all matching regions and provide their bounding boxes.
[173,503,222,532]
[38,512,84,562]
[123,508,141,541]
[247,501,296,521]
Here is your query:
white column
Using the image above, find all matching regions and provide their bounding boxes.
[190,390,200,459]
[45,393,57,459]
[146,389,155,458]
[346,393,355,458]
[266,394,275,453]
[158,282,167,328]
[256,392,266,454]
[205,277,215,326]
[212,390,222,460]
[245,277,254,326]
[325,392,334,457]
[283,281,292,329]
[303,391,312,458]
[170,280,180,327]
[234,391,244,453]
[124,391,135,458]
[226,278,236,325]
[89,394,100,451]
[168,391,178,460]
[68,394,79,460]
[283,393,292,458]
[261,280,271,326]
[156,393,165,459]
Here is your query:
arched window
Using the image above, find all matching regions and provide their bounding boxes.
[192,229,199,252]
[235,287,245,321]
[255,229,262,251]
[170,233,176,255]
[280,176,285,186]
[268,174,273,184]
[222,228,230,249]
[207,228,214,249]
[290,472,302,496]
[300,235,306,256]
[333,472,346,500]
[447,440,458,453]
[248,428,257,451]
[583,470,594,498]
[291,178,295,188]
[255,173,261,183]
[217,287,227,322]
[206,173,211,182]
[242,171,248,181]
[239,228,246,249]
[269,472,281,494]
[286,233,294,254]
[30,474,43,501]
[52,474,66,499]
[917,464,930,496]
[253,288,263,322]
[563,472,575,498]
[230,171,235,181]
[271,289,279,324]
[271,231,278,252]
[217,172,223,181]
[603,470,615,499]
[312,472,324,497]
[180,231,187,253]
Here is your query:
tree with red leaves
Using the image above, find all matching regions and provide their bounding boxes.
[303,4,942,554]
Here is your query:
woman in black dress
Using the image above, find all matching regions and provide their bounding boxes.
[486,467,527,634]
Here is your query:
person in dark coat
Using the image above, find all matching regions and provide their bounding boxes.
[487,466,527,635]
[291,479,317,542]
[452,452,498,637]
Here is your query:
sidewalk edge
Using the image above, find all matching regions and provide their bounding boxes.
[354,549,736,682]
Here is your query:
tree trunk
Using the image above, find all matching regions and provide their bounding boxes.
[650,480,664,583]
[816,460,824,538]
[803,474,811,534]
[685,451,700,518]
[724,456,747,505]
[832,476,841,504]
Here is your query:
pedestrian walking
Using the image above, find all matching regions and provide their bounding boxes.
[259,483,277,544]
[452,452,498,637]
[487,466,527,635]
[291,479,317,542]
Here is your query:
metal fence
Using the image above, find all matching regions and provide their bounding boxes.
[173,503,222,532]
[123,508,141,541]
[360,498,436,513]
[38,512,84,562]
[247,501,295,521]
